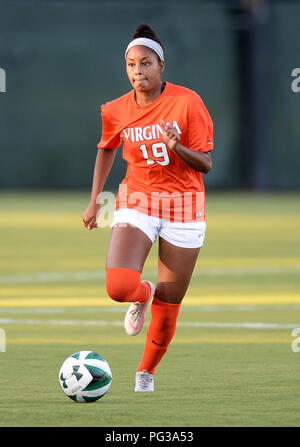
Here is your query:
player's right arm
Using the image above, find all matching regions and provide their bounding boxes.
[82,148,117,230]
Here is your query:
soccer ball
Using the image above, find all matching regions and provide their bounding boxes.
[58,350,112,403]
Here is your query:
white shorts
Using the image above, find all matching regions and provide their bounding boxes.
[111,208,206,249]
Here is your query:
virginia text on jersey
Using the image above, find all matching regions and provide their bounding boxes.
[123,121,182,143]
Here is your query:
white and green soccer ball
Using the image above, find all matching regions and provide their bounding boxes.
[59,351,112,403]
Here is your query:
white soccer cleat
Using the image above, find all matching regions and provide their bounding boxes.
[135,370,154,392]
[124,280,155,336]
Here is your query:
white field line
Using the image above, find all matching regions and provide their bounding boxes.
[0,265,300,284]
[0,271,105,284]
[0,318,299,329]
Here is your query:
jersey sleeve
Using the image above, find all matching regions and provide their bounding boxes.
[187,93,214,152]
[97,103,122,150]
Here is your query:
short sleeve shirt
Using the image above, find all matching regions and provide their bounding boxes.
[97,82,213,222]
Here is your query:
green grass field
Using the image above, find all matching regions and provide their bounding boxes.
[0,191,300,427]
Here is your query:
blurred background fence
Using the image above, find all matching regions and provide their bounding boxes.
[0,0,299,192]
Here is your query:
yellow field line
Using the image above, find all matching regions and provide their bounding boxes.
[6,335,293,345]
[0,294,299,307]
[0,212,299,229]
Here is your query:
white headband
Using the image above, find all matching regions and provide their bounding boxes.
[125,37,164,62]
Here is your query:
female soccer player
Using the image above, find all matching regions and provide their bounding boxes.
[82,24,213,392]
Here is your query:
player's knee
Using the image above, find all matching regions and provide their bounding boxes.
[105,268,140,302]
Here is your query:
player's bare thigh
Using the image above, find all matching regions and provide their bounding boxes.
[155,236,200,304]
[106,223,153,272]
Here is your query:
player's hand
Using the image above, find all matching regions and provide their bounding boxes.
[160,120,180,151]
[82,202,100,230]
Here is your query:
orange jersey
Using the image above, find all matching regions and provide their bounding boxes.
[97,81,213,222]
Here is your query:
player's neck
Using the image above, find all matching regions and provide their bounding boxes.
[134,82,164,106]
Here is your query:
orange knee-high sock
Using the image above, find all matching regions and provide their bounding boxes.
[137,297,181,374]
[105,267,151,303]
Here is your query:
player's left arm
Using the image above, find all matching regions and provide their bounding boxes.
[160,120,212,174]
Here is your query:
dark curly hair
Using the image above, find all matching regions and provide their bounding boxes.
[132,24,164,61]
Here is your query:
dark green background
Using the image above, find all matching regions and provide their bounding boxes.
[0,0,299,190]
